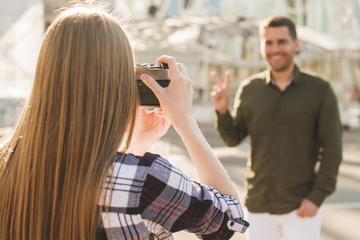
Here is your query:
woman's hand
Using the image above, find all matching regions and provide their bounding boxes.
[139,55,193,127]
[140,56,239,199]
[127,107,170,156]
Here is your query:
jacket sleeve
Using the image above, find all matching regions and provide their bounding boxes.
[139,155,249,239]
[306,84,343,206]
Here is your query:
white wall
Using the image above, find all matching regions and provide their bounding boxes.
[0,1,43,98]
[0,1,43,127]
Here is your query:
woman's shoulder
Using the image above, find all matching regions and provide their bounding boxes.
[101,152,186,210]
[113,152,185,183]
[110,152,163,183]
[114,152,160,166]
[100,153,166,210]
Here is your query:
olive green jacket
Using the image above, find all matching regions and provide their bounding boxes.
[216,66,342,214]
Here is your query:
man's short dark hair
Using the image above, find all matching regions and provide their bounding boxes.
[259,16,297,39]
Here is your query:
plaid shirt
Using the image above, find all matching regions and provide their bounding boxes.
[98,152,249,240]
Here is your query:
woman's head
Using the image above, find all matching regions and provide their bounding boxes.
[34,3,138,151]
[0,3,138,240]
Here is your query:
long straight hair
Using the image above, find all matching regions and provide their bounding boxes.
[0,3,138,240]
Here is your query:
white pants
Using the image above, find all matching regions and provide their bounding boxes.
[245,209,321,240]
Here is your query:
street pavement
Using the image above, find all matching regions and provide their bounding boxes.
[148,123,360,240]
[0,123,359,240]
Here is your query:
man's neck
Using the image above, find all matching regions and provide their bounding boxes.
[270,64,295,91]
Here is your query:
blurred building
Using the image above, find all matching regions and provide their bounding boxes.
[118,0,360,128]
[1,0,360,128]
[0,0,43,127]
[0,0,43,99]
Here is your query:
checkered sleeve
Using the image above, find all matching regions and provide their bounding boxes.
[139,153,249,239]
[99,152,249,240]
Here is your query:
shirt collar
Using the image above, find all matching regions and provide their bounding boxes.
[265,65,301,86]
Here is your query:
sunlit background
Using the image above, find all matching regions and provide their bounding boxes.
[1,1,360,240]
[1,0,360,128]
[0,0,360,128]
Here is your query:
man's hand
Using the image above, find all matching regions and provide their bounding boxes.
[210,71,231,114]
[297,198,319,218]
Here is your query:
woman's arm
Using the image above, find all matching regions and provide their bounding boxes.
[176,116,239,199]
[140,55,238,199]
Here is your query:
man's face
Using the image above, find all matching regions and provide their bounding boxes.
[260,26,300,72]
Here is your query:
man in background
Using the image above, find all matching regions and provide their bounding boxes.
[211,16,342,240]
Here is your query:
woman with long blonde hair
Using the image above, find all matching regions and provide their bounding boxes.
[0,2,248,240]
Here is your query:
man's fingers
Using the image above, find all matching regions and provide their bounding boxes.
[296,208,305,217]
[211,71,231,90]
[211,71,223,88]
[224,71,231,89]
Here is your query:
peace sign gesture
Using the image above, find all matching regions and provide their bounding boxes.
[210,71,231,114]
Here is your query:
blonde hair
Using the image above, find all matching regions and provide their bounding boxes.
[0,3,138,240]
